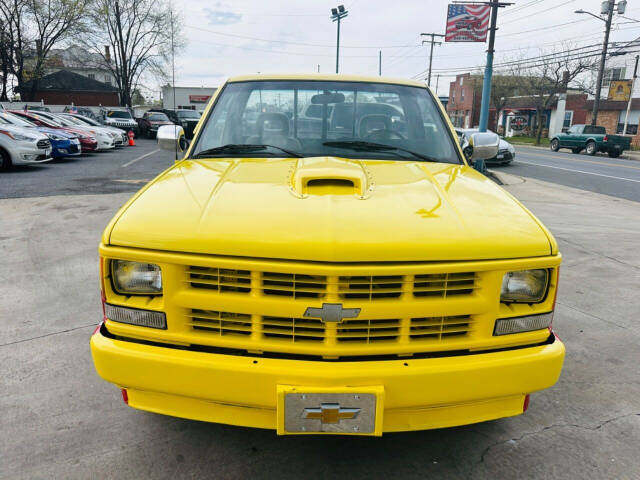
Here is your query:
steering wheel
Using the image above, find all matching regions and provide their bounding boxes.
[363,129,405,141]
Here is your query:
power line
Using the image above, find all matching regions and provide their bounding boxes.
[184,24,420,49]
[501,0,578,25]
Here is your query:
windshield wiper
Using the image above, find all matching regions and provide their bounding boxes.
[323,140,438,163]
[192,144,302,158]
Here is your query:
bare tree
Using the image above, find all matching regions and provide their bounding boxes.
[489,75,519,133]
[0,0,29,101]
[83,0,183,107]
[510,48,594,145]
[22,0,90,101]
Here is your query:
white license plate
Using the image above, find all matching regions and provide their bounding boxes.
[497,154,504,159]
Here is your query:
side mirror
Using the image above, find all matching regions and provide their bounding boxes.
[157,124,188,155]
[467,132,499,172]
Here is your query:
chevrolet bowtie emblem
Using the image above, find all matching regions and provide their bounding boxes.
[303,403,361,424]
[303,303,361,323]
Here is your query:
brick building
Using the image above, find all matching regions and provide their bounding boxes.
[586,99,640,147]
[17,70,119,106]
[447,73,482,128]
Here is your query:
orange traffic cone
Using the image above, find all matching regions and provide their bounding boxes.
[128,130,135,146]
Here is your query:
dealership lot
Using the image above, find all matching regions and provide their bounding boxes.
[1,144,639,479]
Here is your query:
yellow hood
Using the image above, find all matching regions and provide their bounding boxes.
[107,157,553,262]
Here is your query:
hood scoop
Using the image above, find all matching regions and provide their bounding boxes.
[290,157,372,199]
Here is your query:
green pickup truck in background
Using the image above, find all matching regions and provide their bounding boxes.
[550,124,631,157]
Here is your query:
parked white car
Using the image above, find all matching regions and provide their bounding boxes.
[61,113,128,146]
[34,111,115,151]
[100,108,138,133]
[0,117,52,169]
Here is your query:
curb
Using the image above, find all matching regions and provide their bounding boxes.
[512,143,640,161]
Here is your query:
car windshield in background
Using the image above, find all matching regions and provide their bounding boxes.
[149,113,169,121]
[177,110,200,119]
[192,80,459,163]
[32,113,62,127]
[0,112,34,127]
[107,111,132,119]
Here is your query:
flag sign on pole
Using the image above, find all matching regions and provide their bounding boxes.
[445,3,491,42]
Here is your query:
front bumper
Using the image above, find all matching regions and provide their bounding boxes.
[11,144,53,165]
[91,327,565,434]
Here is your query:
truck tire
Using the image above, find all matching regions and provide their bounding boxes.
[608,150,621,158]
[550,139,560,151]
[585,141,597,156]
[0,148,11,171]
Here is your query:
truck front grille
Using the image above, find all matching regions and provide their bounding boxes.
[187,309,471,347]
[187,266,476,299]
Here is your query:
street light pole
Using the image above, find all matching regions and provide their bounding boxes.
[593,0,615,126]
[576,1,625,125]
[331,5,349,74]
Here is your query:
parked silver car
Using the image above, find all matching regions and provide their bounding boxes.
[0,116,52,169]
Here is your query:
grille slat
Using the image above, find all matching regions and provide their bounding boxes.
[187,266,476,300]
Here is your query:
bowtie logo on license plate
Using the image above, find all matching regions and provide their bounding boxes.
[303,403,361,424]
[303,303,360,323]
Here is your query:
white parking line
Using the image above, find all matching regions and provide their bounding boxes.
[121,149,160,167]
[516,160,640,183]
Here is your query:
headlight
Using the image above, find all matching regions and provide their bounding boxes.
[508,144,515,153]
[47,133,65,140]
[111,260,162,295]
[500,269,548,303]
[0,130,36,141]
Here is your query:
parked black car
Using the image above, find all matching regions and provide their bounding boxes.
[151,108,201,138]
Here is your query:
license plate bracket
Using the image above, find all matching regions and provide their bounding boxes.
[277,385,384,436]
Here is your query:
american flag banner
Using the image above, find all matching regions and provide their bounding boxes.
[445,3,491,42]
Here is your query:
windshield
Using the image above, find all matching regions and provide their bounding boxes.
[31,113,62,127]
[74,115,99,126]
[192,80,459,163]
[107,111,133,119]
[177,110,200,119]
[0,112,35,127]
[59,115,84,126]
[148,113,169,121]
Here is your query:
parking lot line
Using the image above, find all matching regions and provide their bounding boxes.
[122,149,160,167]
[515,160,640,183]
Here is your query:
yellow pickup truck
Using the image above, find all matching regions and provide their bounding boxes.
[91,74,564,436]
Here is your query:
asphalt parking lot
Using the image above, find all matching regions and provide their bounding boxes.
[1,142,639,479]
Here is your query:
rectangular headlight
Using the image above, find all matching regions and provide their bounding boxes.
[104,303,166,329]
[501,269,548,303]
[494,312,553,335]
[111,260,162,295]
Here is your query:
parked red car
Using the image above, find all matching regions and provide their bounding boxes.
[10,110,98,153]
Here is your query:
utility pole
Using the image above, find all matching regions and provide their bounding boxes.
[593,0,615,125]
[575,1,626,125]
[478,2,512,132]
[331,5,349,74]
[623,54,639,135]
[435,74,440,95]
[379,50,382,76]
[421,33,444,87]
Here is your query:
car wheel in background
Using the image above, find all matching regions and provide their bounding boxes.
[0,148,11,171]
[572,147,582,154]
[585,141,597,155]
[550,139,560,151]
[608,150,621,158]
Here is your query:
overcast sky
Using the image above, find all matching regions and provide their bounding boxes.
[169,0,640,95]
